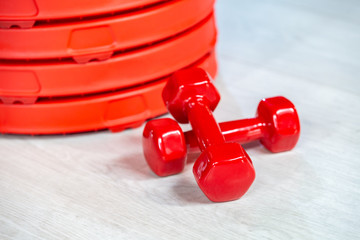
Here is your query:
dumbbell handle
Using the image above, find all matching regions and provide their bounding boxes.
[185,117,264,151]
[186,99,226,152]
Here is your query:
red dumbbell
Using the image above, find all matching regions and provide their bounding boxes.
[185,96,301,153]
[143,68,255,202]
[143,96,300,177]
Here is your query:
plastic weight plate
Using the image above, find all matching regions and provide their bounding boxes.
[0,0,165,28]
[0,51,217,135]
[0,14,216,104]
[0,0,214,60]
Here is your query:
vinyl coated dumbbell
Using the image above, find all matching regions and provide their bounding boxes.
[143,96,300,177]
[144,68,255,202]
[185,96,300,153]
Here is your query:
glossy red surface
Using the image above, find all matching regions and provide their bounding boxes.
[0,0,162,22]
[143,118,186,177]
[257,96,301,152]
[0,0,214,59]
[186,100,225,151]
[193,143,255,202]
[184,96,300,153]
[162,68,220,124]
[161,68,255,202]
[143,96,300,179]
[0,50,218,134]
[0,15,217,100]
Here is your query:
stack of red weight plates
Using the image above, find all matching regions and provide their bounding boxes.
[0,0,217,134]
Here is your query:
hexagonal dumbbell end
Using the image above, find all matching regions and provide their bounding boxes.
[257,96,300,153]
[193,142,256,202]
[162,68,220,123]
[143,118,187,176]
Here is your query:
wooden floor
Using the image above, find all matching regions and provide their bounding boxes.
[1,0,359,239]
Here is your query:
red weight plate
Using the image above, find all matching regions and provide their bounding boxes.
[0,0,214,60]
[0,51,217,135]
[0,14,216,103]
[0,0,165,27]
